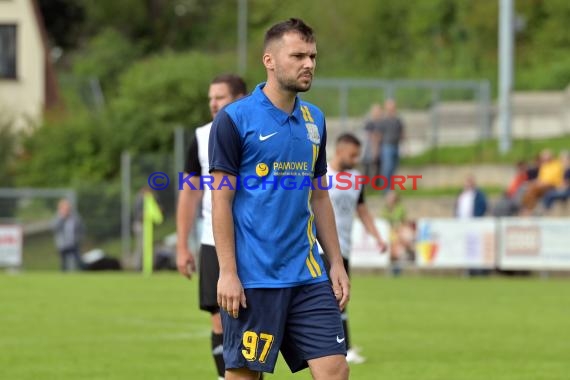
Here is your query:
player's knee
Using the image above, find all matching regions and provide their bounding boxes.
[211,312,223,333]
[328,358,349,380]
[314,357,349,380]
[335,359,350,380]
[225,368,261,380]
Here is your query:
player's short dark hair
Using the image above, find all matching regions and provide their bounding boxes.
[336,133,361,147]
[211,74,247,98]
[264,18,315,50]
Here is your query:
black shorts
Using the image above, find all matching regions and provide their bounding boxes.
[222,281,346,373]
[199,244,220,314]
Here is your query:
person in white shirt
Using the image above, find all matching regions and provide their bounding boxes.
[455,175,487,218]
[320,133,387,364]
[176,74,247,380]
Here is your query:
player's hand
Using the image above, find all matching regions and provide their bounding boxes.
[217,272,247,319]
[378,239,387,254]
[176,248,196,279]
[329,263,350,311]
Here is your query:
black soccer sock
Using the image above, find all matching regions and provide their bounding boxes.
[342,312,351,350]
[211,332,225,377]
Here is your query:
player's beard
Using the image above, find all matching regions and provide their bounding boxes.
[339,160,354,171]
[275,65,312,93]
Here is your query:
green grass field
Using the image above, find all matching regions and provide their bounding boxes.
[2,273,569,380]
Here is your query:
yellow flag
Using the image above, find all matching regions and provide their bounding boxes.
[143,192,163,276]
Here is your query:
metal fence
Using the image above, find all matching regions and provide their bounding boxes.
[0,187,76,228]
[0,188,76,270]
[120,151,178,267]
[0,126,188,270]
[119,127,188,266]
[302,78,493,157]
[0,186,127,269]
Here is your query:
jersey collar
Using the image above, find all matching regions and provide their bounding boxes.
[254,82,304,125]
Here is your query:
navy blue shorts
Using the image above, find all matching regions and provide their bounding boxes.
[221,280,346,373]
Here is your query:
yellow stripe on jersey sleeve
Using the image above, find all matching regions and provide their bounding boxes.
[311,144,318,171]
[309,250,322,276]
[304,135,322,279]
[306,257,317,278]
[300,106,309,122]
[302,105,315,123]
[305,168,322,278]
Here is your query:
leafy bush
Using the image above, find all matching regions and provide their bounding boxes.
[73,27,142,94]
[0,115,18,218]
[16,112,120,187]
[76,180,122,242]
[109,51,232,153]
[0,115,17,180]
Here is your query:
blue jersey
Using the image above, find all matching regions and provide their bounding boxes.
[209,83,329,289]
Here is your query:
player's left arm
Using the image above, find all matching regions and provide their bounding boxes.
[312,179,350,310]
[311,121,349,309]
[356,193,387,253]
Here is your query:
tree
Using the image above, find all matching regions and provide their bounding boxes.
[109,51,232,153]
[38,0,85,49]
[73,28,142,94]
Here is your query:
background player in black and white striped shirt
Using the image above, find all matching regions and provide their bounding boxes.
[176,74,247,380]
[320,133,387,364]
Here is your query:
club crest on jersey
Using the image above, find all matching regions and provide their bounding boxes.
[305,123,320,144]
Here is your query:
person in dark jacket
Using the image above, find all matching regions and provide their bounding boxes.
[455,176,489,277]
[378,99,405,192]
[52,198,85,271]
[455,175,487,218]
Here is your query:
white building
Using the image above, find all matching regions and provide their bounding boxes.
[0,0,59,129]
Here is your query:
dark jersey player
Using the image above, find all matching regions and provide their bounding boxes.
[176,74,246,380]
[209,19,350,380]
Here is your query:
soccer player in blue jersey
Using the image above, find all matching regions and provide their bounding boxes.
[209,18,350,380]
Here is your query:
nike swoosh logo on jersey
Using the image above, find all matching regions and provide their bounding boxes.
[259,132,278,141]
[337,336,345,344]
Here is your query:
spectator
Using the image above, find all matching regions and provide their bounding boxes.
[542,151,570,212]
[526,154,541,181]
[362,103,383,181]
[492,191,519,217]
[493,161,528,216]
[455,176,489,277]
[507,161,529,199]
[382,192,415,270]
[52,198,84,271]
[382,191,406,227]
[454,175,487,218]
[378,99,404,192]
[521,149,563,213]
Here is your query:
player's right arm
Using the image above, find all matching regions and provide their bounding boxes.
[208,109,245,319]
[211,172,246,319]
[356,190,386,253]
[175,174,200,278]
[176,135,202,279]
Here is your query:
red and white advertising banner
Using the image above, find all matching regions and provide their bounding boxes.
[0,225,23,267]
[416,218,497,268]
[350,218,391,268]
[499,218,570,270]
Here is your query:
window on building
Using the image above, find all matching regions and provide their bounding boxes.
[0,24,17,79]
